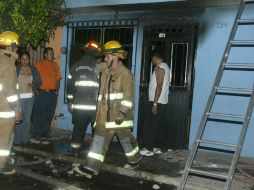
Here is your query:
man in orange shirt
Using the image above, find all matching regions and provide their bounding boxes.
[32,47,62,143]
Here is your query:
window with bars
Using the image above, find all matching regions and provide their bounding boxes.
[69,27,134,70]
[170,43,189,88]
[144,41,189,89]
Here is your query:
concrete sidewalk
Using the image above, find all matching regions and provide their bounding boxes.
[12,129,254,190]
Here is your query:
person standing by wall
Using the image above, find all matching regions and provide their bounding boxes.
[67,41,102,155]
[0,31,22,174]
[140,52,170,157]
[14,51,41,145]
[32,47,62,143]
[74,41,141,176]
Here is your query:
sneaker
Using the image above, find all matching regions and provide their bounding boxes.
[153,148,163,155]
[140,148,154,157]
[8,157,15,165]
[0,166,16,175]
[73,166,93,179]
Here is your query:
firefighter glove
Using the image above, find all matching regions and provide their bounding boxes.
[115,112,125,125]
[68,103,73,112]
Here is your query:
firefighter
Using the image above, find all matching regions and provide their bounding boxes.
[67,41,102,154]
[0,31,22,174]
[74,40,141,176]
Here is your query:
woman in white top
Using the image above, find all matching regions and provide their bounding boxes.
[14,51,41,145]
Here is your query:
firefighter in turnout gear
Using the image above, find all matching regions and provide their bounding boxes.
[0,31,22,174]
[75,40,141,176]
[67,41,102,154]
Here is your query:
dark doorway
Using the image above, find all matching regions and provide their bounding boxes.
[138,24,198,149]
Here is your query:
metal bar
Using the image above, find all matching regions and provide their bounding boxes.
[223,63,254,69]
[188,168,228,180]
[170,43,174,84]
[206,112,245,119]
[184,43,189,84]
[67,19,138,28]
[198,140,237,148]
[231,40,254,46]
[225,89,254,190]
[215,87,253,95]
[244,0,254,4]
[64,26,70,104]
[237,19,254,24]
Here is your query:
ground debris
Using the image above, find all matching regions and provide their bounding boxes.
[208,162,218,168]
[46,160,53,165]
[152,184,160,189]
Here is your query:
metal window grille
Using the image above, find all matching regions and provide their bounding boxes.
[71,27,134,70]
[64,19,138,103]
[170,43,189,88]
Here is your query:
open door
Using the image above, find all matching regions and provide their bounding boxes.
[138,24,198,149]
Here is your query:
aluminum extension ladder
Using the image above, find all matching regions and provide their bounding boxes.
[178,0,254,189]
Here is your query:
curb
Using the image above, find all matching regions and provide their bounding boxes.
[13,146,217,190]
[14,166,85,190]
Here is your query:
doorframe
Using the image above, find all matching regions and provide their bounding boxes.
[137,23,199,148]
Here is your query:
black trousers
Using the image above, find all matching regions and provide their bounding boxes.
[142,101,167,150]
[71,110,95,145]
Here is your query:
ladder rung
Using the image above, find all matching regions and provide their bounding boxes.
[206,112,246,120]
[237,19,254,24]
[197,139,237,148]
[231,40,254,46]
[188,168,228,180]
[215,87,253,94]
[223,63,254,69]
[244,0,254,4]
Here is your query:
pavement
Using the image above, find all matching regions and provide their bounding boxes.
[11,129,254,190]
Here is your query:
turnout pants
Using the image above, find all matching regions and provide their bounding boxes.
[0,118,15,170]
[86,125,141,174]
[71,110,94,150]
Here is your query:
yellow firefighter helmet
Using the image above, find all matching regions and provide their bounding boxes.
[104,40,127,59]
[0,31,19,47]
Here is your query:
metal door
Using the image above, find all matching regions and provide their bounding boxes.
[138,24,198,149]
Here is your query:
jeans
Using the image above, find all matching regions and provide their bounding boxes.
[14,96,35,145]
[32,91,57,138]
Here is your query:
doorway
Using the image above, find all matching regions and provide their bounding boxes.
[138,24,198,149]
